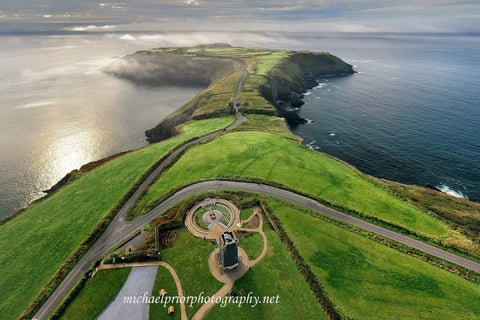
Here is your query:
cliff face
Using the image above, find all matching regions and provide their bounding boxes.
[260,52,354,104]
[144,110,191,142]
[257,52,354,125]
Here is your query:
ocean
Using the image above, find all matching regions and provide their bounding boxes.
[286,34,480,201]
[1,32,479,219]
[0,34,205,219]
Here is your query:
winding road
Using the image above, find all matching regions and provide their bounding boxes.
[33,63,480,320]
[33,63,247,320]
[34,179,480,319]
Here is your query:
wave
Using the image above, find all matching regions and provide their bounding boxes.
[307,141,320,150]
[437,184,469,200]
[311,83,326,90]
[285,107,299,112]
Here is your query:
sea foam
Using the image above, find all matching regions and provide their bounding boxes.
[437,184,469,200]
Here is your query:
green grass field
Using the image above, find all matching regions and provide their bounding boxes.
[191,70,243,118]
[240,208,254,221]
[0,117,232,320]
[134,131,461,244]
[239,74,277,114]
[150,266,181,320]
[239,232,264,261]
[58,268,131,320]
[252,52,290,75]
[234,114,300,140]
[205,228,327,320]
[272,200,480,319]
[161,229,223,318]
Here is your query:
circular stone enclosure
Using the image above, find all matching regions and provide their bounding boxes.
[186,199,239,237]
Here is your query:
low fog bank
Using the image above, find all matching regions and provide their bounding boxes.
[103,49,236,86]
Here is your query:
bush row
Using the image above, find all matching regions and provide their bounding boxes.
[260,202,349,320]
[276,199,480,284]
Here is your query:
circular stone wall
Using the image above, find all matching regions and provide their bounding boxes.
[185,198,240,239]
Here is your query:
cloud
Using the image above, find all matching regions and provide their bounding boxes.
[117,31,286,48]
[3,0,480,34]
[98,3,128,10]
[68,25,116,32]
[119,34,136,40]
[184,0,200,6]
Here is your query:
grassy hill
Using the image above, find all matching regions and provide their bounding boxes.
[0,117,232,320]
[2,45,480,319]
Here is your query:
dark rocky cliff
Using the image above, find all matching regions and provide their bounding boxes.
[259,52,354,124]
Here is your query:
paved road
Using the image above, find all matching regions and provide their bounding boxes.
[33,65,247,320]
[136,181,480,274]
[35,180,480,319]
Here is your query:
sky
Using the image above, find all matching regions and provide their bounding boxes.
[0,0,479,34]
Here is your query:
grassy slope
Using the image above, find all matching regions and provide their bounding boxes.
[0,117,232,320]
[149,266,181,320]
[135,131,460,242]
[240,208,254,221]
[58,268,131,320]
[233,114,301,141]
[141,48,294,121]
[205,228,327,320]
[191,69,243,118]
[272,200,480,319]
[239,52,293,115]
[384,180,480,243]
[160,229,223,318]
[252,52,290,75]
